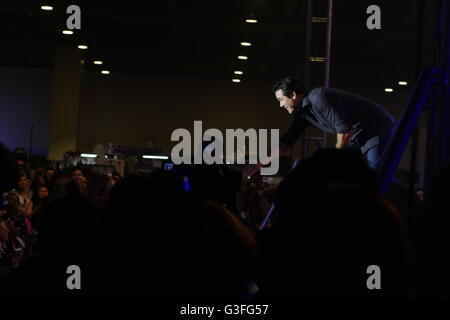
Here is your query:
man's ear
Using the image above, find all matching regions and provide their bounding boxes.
[291,92,303,102]
[291,91,297,99]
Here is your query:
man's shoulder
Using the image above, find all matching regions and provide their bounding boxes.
[303,87,327,107]
[307,87,327,97]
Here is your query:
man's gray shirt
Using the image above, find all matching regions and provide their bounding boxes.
[280,87,395,154]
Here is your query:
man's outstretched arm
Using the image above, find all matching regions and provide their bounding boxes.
[243,143,290,179]
[244,112,308,179]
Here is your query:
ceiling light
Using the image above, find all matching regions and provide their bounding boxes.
[385,88,393,92]
[309,56,326,62]
[246,19,258,23]
[142,155,169,160]
[41,5,53,11]
[398,81,408,86]
[94,60,103,65]
[101,70,110,75]
[234,71,243,75]
[62,30,73,35]
[232,79,241,83]
[240,42,252,46]
[238,56,248,60]
[80,153,97,158]
[78,45,88,50]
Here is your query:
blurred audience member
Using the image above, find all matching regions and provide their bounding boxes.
[94,171,259,300]
[415,188,424,202]
[49,169,70,199]
[70,167,87,194]
[28,169,36,184]
[8,173,33,218]
[46,169,55,185]
[30,186,51,234]
[256,148,413,300]
[0,221,11,278]
[413,164,450,299]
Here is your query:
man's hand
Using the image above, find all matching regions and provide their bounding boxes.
[336,132,352,149]
[242,144,291,180]
[242,163,263,180]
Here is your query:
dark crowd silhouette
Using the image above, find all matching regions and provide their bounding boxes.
[1,142,449,300]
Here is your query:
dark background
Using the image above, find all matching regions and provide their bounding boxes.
[0,0,433,185]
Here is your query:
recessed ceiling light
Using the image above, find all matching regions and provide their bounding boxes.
[238,56,248,60]
[80,153,97,158]
[41,5,53,11]
[398,81,408,86]
[94,61,103,65]
[142,155,169,160]
[232,79,241,83]
[78,45,88,50]
[101,70,110,75]
[62,30,73,35]
[245,19,258,23]
[234,71,243,75]
[385,88,393,92]
[240,42,252,46]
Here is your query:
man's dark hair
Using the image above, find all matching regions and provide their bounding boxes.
[69,166,84,175]
[272,76,306,97]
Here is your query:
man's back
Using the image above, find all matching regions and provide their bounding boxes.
[303,87,395,152]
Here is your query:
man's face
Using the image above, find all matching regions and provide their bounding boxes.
[47,170,54,181]
[416,190,424,201]
[56,176,68,188]
[38,187,49,199]
[71,170,84,182]
[88,178,115,210]
[37,175,46,186]
[275,89,302,114]
[18,176,29,191]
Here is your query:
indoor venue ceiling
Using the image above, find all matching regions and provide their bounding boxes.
[0,0,426,88]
